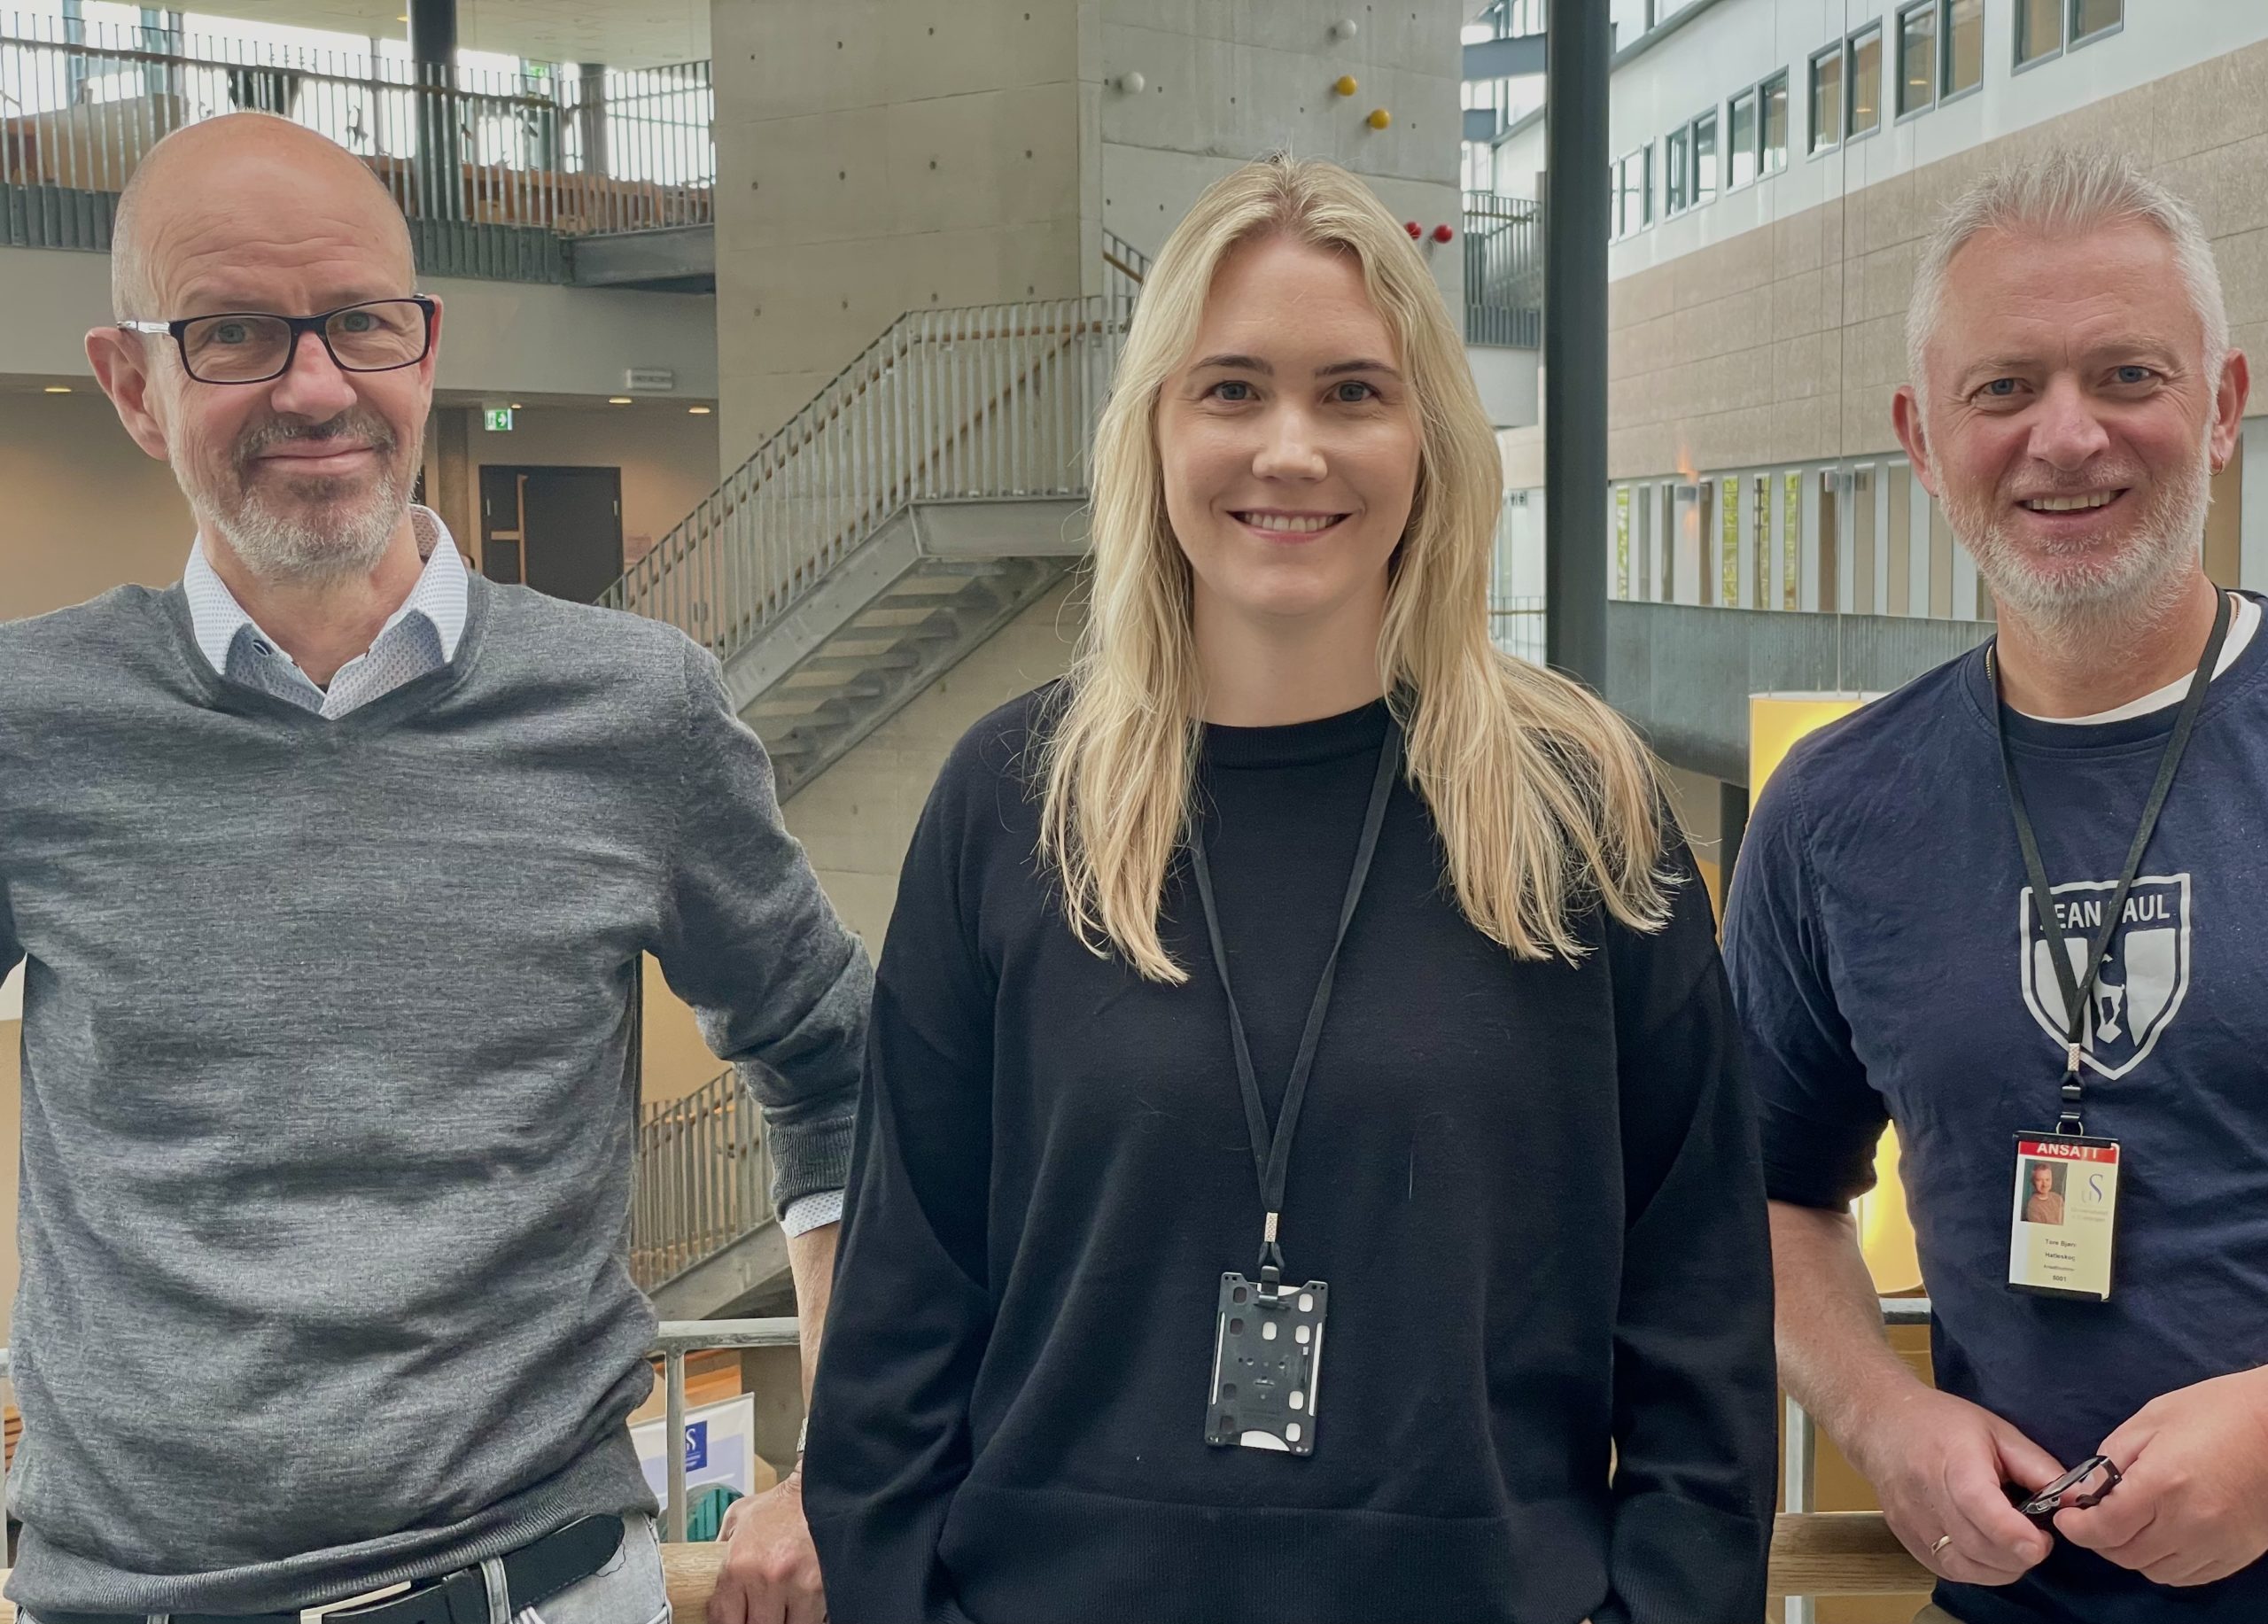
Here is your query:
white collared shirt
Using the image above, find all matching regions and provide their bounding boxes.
[183,505,470,719]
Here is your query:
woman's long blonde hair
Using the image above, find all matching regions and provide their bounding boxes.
[1040,155,1674,983]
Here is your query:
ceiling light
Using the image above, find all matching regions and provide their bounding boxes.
[44,385,72,393]
[510,401,524,409]
[609,396,633,405]
[687,405,711,414]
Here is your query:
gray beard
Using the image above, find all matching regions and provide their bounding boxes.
[181,414,412,588]
[1952,452,2211,643]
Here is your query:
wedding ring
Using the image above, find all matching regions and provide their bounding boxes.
[1930,1534,1954,1557]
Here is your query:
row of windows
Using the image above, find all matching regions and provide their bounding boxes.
[1613,69,1797,240]
[1608,460,1999,624]
[1611,0,2125,241]
[1812,0,2118,152]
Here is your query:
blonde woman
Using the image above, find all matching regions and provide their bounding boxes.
[803,157,1775,1624]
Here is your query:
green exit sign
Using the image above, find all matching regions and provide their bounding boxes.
[484,407,515,432]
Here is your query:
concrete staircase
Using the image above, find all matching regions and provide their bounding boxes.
[728,499,1085,798]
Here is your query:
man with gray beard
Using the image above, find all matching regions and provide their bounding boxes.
[1724,152,2268,1624]
[1,114,859,1623]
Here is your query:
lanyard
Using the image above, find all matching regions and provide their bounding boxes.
[1991,591,2231,1135]
[1188,716,1402,1286]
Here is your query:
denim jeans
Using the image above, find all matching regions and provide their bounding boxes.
[509,1513,669,1624]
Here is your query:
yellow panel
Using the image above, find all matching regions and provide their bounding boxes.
[1748,694,1863,795]
[643,952,727,1103]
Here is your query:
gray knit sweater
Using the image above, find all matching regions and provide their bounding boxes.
[0,575,871,1614]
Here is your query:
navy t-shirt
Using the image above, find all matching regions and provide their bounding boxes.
[1723,600,2268,1624]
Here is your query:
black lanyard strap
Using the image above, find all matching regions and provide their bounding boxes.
[1189,715,1403,1284]
[1992,590,2232,1134]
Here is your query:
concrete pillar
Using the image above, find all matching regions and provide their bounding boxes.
[708,1,1088,473]
[574,61,610,176]
[408,0,462,221]
[408,0,456,67]
[1543,0,1611,687]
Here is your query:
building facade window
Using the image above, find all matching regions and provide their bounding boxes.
[1614,486,1632,599]
[1610,0,1652,51]
[1809,47,1843,153]
[2072,0,2123,46]
[1783,471,1802,610]
[1612,145,1653,237]
[1692,109,1720,204]
[1751,473,1772,607]
[1848,24,1884,137]
[1728,89,1758,188]
[1898,3,1937,116]
[1760,72,1790,174]
[1665,124,1691,213]
[2017,0,2063,64]
[1613,456,2008,623]
[1720,475,1741,607]
[1944,0,1984,96]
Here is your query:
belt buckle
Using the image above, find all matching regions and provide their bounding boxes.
[439,1566,491,1624]
[323,1566,490,1624]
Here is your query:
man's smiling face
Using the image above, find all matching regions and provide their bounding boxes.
[1906,220,2231,626]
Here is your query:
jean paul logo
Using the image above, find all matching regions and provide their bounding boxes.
[2019,874,2191,1081]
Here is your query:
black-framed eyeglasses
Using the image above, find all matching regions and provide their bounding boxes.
[2012,1455,2122,1522]
[116,297,437,385]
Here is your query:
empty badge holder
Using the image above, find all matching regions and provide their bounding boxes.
[1207,1273,1329,1455]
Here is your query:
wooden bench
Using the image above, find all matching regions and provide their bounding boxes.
[0,1517,1930,1616]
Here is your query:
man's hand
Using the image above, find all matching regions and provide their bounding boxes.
[2057,1366,2268,1586]
[1849,1385,2062,1587]
[709,1470,827,1624]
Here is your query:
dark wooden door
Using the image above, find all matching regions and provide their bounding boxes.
[479,465,625,603]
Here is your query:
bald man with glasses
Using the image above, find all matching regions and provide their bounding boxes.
[0,113,859,1624]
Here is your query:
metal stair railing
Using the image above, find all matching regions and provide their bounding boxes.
[1464,191,1544,347]
[1103,227,1151,302]
[600,235,1151,668]
[629,1068,773,1294]
[598,293,1128,662]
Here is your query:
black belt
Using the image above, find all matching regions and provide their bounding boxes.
[41,1513,624,1624]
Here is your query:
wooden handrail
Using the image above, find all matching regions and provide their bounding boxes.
[1767,1511,1932,1597]
[0,1516,1926,1616]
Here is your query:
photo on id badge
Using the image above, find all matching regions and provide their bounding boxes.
[2008,1137,2120,1301]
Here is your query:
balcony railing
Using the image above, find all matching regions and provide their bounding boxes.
[1,12,712,271]
[1490,592,1547,665]
[1464,191,1544,347]
[631,1068,772,1294]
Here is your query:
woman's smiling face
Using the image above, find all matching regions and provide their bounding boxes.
[1155,233,1422,638]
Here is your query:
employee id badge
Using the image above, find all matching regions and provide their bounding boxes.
[2008,1134,2122,1302]
[1206,1272,1328,1455]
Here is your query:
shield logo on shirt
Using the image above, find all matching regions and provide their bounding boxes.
[2018,874,2191,1080]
